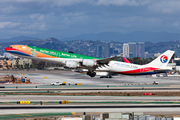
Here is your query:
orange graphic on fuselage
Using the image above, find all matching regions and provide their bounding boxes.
[10,45,57,58]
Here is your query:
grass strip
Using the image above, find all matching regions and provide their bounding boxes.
[4,91,180,96]
[1,91,61,93]
[0,112,75,120]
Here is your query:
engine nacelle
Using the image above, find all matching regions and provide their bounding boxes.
[65,61,79,69]
[82,59,96,67]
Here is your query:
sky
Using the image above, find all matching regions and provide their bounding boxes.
[1,0,180,39]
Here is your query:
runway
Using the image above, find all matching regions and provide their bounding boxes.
[1,108,180,115]
[1,106,180,115]
[1,71,180,86]
[2,87,180,91]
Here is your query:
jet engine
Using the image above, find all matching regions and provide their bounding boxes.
[82,59,97,67]
[65,61,80,68]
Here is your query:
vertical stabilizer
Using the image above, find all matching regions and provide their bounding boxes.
[146,50,175,68]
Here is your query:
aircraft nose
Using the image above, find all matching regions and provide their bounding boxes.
[4,47,11,51]
[4,47,16,52]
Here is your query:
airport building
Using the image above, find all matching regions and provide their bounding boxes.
[173,58,180,72]
[154,53,162,57]
[123,42,145,58]
[0,59,12,69]
[3,52,16,59]
[12,58,32,68]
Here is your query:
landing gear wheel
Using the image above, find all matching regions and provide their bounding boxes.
[87,70,96,77]
[90,72,96,77]
[86,71,90,76]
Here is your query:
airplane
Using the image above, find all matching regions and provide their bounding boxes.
[76,58,130,78]
[5,45,175,77]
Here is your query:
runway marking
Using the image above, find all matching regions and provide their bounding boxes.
[2,101,10,103]
[42,101,48,103]
[173,102,180,104]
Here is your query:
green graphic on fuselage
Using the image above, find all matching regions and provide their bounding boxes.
[27,46,100,59]
[30,48,37,56]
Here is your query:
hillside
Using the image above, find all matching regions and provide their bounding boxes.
[1,38,180,57]
[60,31,180,43]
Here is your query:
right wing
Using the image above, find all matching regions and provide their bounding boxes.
[96,53,123,65]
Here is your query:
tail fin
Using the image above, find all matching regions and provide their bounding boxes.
[146,50,175,68]
[123,58,130,63]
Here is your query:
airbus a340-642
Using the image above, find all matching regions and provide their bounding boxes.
[5,45,175,77]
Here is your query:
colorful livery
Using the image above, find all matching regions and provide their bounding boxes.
[5,45,175,77]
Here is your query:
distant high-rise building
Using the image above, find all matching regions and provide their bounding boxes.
[136,42,145,58]
[123,42,145,58]
[104,43,110,58]
[128,42,136,58]
[114,50,119,55]
[110,48,114,56]
[123,43,129,58]
[96,45,103,58]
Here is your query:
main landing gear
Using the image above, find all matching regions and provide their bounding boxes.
[87,70,96,77]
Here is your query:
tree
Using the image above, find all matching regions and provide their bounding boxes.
[37,61,45,70]
[126,57,155,65]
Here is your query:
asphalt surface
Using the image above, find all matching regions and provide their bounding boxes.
[1,71,180,86]
[2,87,180,91]
[2,107,180,115]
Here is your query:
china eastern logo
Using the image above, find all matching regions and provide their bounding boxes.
[160,55,168,63]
